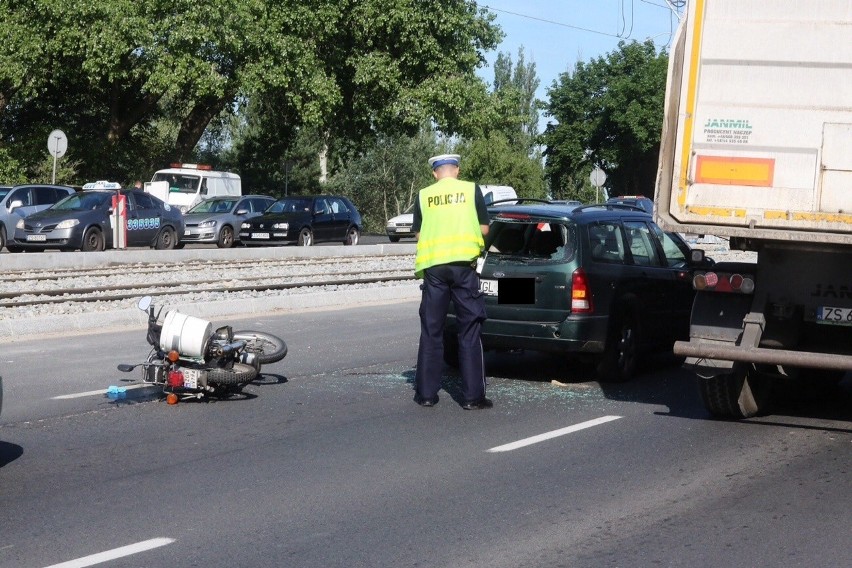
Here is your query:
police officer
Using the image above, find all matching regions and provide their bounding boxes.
[412,153,492,409]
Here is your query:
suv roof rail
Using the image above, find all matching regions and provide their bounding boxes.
[574,203,649,213]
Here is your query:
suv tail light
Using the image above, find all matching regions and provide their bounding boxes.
[571,268,593,313]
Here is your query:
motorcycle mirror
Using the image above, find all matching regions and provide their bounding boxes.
[137,296,153,311]
[117,364,136,372]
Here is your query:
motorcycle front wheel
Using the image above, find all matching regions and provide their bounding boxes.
[233,330,288,364]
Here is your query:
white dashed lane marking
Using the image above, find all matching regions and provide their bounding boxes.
[486,415,623,453]
[42,538,175,568]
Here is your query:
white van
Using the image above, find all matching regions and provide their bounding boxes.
[146,163,241,213]
[480,185,517,206]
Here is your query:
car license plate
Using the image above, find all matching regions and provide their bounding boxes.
[183,368,203,388]
[480,279,498,296]
[817,306,852,326]
[395,227,411,233]
[26,234,47,242]
[185,229,193,235]
[251,232,270,239]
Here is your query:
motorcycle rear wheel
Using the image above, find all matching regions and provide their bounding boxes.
[206,362,258,386]
[233,330,288,364]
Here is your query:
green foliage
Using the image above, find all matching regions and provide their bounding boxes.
[451,47,545,198]
[30,155,82,186]
[457,132,545,198]
[543,40,668,199]
[326,128,438,233]
[0,147,26,184]
[0,0,500,187]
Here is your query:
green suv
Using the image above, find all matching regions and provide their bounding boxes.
[444,202,701,382]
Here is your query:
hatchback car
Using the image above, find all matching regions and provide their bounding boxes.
[9,189,184,252]
[181,195,275,248]
[240,195,362,246]
[444,202,704,382]
[1,184,76,251]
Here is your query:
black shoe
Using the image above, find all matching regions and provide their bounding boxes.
[414,395,438,407]
[462,398,493,410]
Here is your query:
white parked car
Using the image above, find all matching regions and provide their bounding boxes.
[385,207,415,242]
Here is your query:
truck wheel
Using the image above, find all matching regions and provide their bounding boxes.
[697,366,772,418]
[597,308,640,382]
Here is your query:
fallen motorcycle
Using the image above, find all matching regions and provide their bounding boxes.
[117,296,287,403]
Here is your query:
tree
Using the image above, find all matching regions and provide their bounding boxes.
[0,0,501,186]
[325,127,438,233]
[491,47,540,152]
[457,132,545,198]
[543,40,668,199]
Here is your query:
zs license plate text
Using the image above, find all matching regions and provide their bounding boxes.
[817,306,852,326]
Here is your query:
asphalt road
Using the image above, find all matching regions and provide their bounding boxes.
[1,301,850,568]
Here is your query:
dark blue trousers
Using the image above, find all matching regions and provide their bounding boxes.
[415,264,487,403]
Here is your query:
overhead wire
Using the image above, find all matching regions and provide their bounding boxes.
[483,4,631,39]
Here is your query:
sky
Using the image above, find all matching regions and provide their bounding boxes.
[476,0,685,127]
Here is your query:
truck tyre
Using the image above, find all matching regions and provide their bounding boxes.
[697,366,772,418]
[597,307,640,382]
[206,362,258,386]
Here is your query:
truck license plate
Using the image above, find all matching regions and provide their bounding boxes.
[817,306,852,326]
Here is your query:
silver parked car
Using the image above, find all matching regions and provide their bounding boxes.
[0,184,76,251]
[180,195,276,248]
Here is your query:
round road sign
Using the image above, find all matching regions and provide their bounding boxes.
[47,130,68,158]
[590,167,606,188]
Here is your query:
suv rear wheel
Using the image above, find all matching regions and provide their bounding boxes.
[597,308,640,382]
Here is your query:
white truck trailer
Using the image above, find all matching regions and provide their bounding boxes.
[654,0,852,418]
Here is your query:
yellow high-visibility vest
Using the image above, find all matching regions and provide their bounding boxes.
[414,178,483,278]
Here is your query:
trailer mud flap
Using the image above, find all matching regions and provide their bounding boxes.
[677,291,754,374]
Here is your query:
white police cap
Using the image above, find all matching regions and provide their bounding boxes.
[428,154,461,169]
